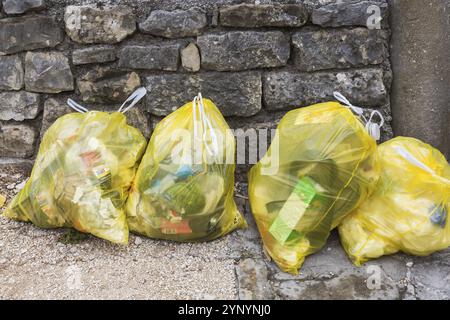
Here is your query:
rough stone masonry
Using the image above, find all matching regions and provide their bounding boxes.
[0,0,393,168]
[2,0,448,301]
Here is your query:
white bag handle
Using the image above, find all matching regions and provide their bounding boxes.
[333,91,385,141]
[67,98,89,113]
[192,93,219,157]
[395,146,450,185]
[67,87,147,114]
[118,87,147,113]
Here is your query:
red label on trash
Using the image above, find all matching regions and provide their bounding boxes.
[80,151,101,167]
[160,219,192,234]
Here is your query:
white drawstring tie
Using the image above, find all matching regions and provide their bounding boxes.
[333,91,385,141]
[192,93,219,157]
[67,87,147,114]
[118,87,147,113]
[66,98,89,114]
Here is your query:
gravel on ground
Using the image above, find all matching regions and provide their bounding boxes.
[1,159,449,300]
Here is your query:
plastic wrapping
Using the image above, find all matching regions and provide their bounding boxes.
[126,95,246,241]
[248,102,379,274]
[339,137,450,266]
[4,94,147,244]
[0,194,5,208]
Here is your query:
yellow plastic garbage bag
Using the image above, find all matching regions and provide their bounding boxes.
[126,94,246,241]
[248,99,380,274]
[339,137,450,266]
[3,88,148,244]
[0,194,6,208]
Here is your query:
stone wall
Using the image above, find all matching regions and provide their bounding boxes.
[0,0,393,177]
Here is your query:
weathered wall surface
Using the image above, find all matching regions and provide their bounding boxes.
[0,0,393,177]
[389,0,450,159]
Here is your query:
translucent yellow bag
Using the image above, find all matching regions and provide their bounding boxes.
[248,100,380,274]
[126,94,246,241]
[339,137,450,266]
[4,89,148,244]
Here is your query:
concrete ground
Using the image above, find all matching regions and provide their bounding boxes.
[0,159,449,300]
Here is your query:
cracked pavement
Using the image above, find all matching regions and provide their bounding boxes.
[1,159,449,300]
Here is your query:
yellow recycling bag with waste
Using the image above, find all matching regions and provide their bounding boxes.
[4,88,148,244]
[126,94,246,241]
[339,137,450,266]
[248,97,381,274]
[0,194,6,208]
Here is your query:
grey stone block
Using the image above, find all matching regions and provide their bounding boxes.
[0,91,40,121]
[0,122,37,158]
[145,72,262,117]
[292,28,389,72]
[0,16,63,55]
[197,31,290,71]
[220,4,309,27]
[312,0,389,28]
[72,46,117,65]
[0,55,23,90]
[2,0,45,15]
[24,52,74,94]
[64,5,136,44]
[139,8,207,38]
[118,43,181,71]
[77,67,141,104]
[181,43,200,72]
[263,68,387,110]
[40,98,73,138]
